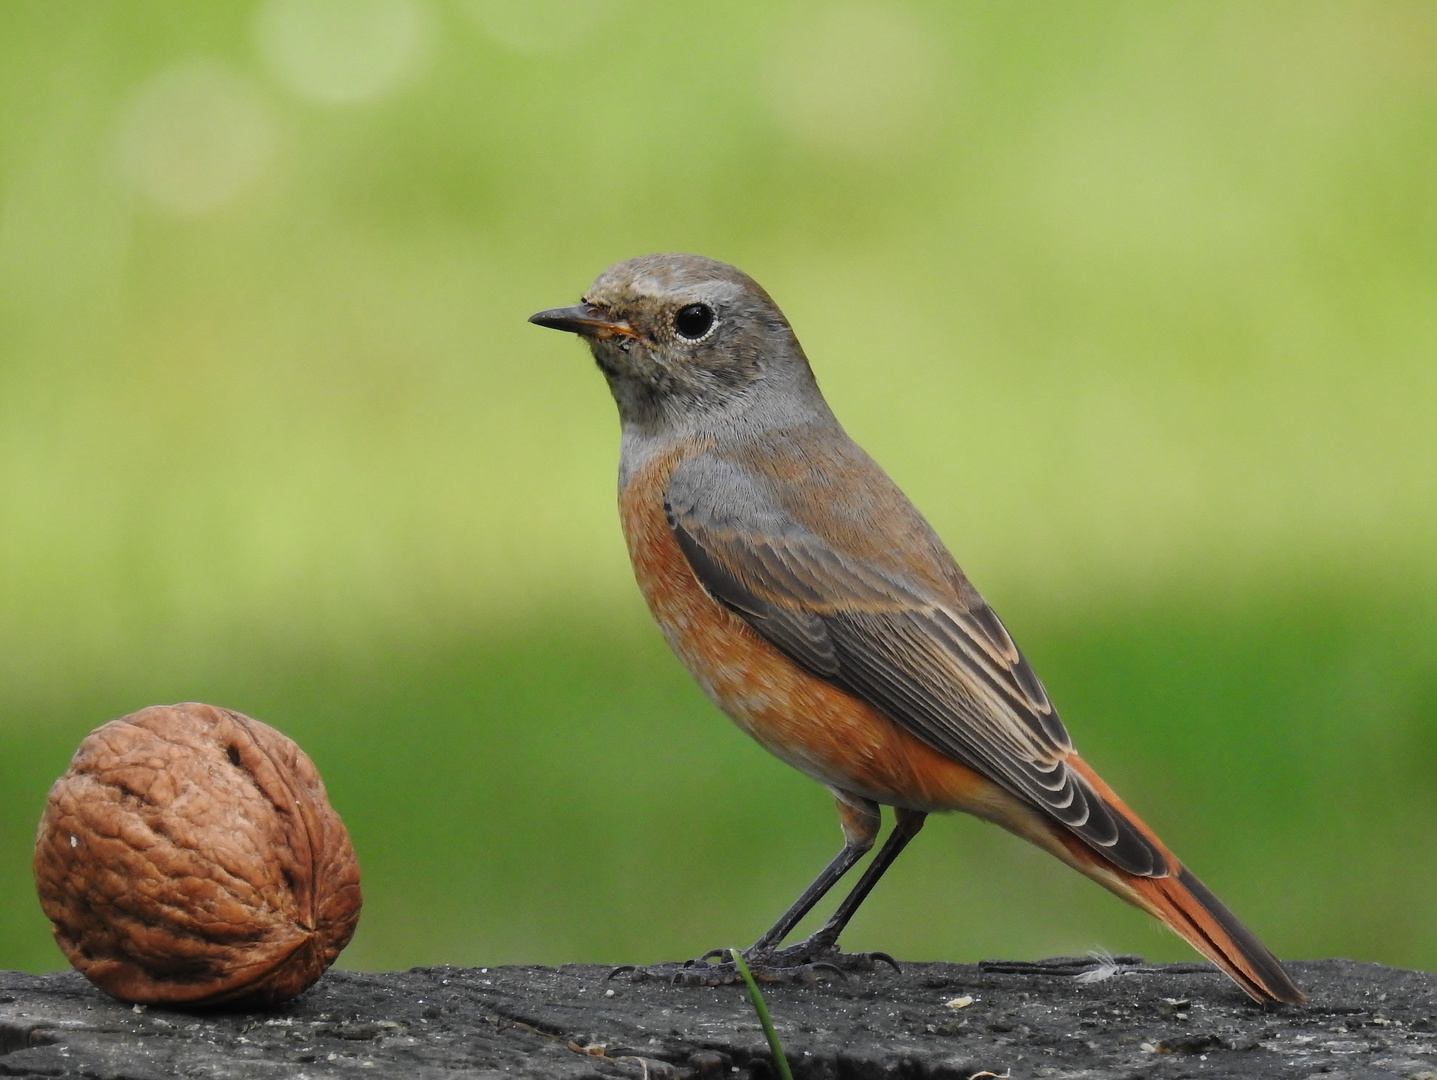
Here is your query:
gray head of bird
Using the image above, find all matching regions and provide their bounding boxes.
[529,253,821,430]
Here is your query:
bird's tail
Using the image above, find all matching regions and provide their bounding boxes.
[1024,756,1305,1004]
[1121,863,1304,1004]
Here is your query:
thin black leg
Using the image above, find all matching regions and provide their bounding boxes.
[749,792,881,952]
[749,841,870,953]
[610,797,919,985]
[793,807,927,955]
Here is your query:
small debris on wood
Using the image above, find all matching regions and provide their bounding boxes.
[1,958,1435,1078]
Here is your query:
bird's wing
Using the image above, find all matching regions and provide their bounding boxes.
[665,451,1166,877]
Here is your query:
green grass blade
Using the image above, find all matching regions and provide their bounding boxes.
[730,949,795,1080]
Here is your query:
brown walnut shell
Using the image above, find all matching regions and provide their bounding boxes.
[33,703,362,1007]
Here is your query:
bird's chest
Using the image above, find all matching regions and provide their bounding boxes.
[618,448,789,727]
[616,450,960,808]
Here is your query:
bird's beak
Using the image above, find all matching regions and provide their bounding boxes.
[528,303,639,340]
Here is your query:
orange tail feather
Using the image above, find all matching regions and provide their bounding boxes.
[1125,866,1305,1004]
[1053,756,1305,1004]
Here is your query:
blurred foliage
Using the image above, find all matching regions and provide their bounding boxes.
[1,1,1435,975]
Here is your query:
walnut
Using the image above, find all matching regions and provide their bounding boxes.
[33,703,362,1007]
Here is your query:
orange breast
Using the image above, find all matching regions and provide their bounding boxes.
[619,444,999,814]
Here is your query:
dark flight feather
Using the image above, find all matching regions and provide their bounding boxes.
[665,454,1167,878]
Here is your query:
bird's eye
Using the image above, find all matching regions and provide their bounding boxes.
[672,303,716,341]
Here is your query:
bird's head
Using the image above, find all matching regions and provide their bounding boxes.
[530,254,817,429]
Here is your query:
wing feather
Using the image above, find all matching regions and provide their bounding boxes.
[665,454,1164,877]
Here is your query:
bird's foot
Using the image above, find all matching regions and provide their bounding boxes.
[609,941,900,986]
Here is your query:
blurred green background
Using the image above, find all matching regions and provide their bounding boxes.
[2,1,1436,977]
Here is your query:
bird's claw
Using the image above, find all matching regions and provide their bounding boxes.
[866,950,902,974]
[612,944,900,986]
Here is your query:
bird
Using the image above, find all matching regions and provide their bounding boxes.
[529,253,1304,1004]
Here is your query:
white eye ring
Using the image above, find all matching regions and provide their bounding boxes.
[673,303,717,342]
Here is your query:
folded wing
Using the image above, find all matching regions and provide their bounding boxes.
[665,451,1166,878]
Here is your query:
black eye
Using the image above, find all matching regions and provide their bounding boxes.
[673,303,715,341]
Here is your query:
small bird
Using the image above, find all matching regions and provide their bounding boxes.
[530,254,1303,1004]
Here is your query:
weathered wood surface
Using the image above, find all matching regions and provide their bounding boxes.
[2,958,1435,1078]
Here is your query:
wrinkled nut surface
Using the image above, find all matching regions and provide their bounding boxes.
[34,703,362,1007]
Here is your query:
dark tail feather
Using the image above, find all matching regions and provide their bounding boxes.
[1131,866,1304,1004]
[1060,755,1303,1003]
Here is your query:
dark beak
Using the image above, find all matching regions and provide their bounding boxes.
[528,303,638,339]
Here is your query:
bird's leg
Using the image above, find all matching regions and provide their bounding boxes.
[612,794,884,985]
[758,806,927,971]
[744,793,881,955]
